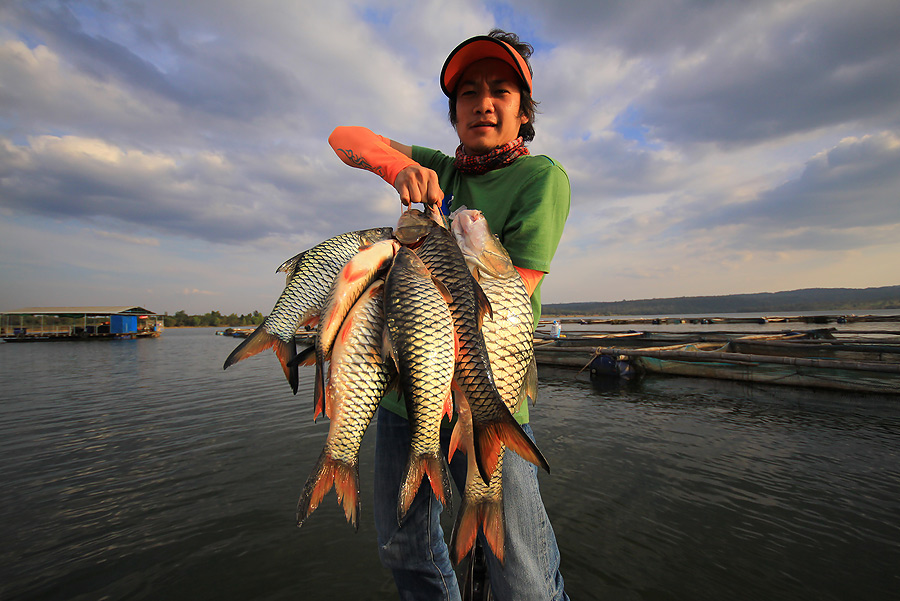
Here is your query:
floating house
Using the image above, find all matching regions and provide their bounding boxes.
[1,306,164,342]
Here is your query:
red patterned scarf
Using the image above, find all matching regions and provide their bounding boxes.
[454,137,529,175]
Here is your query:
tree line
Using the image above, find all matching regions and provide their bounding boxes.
[542,285,900,317]
[163,310,265,328]
[162,286,900,325]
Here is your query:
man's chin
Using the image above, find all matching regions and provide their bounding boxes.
[461,141,493,156]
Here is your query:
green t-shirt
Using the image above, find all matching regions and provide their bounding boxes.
[381,147,571,424]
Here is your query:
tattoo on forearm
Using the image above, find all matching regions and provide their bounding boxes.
[338,148,385,178]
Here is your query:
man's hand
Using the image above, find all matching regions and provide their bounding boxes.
[394,165,444,208]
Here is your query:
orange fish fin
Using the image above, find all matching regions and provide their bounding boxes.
[473,423,503,484]
[332,460,361,530]
[449,390,474,463]
[424,454,452,512]
[223,323,279,369]
[397,455,426,522]
[398,453,451,523]
[450,499,478,565]
[448,419,465,462]
[296,450,337,527]
[495,417,550,475]
[442,389,454,421]
[482,498,506,564]
[272,337,299,394]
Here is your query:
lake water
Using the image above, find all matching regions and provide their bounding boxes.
[2,327,899,600]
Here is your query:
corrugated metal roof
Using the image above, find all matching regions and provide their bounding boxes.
[1,306,158,316]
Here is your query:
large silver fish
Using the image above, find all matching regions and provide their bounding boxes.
[397,210,548,483]
[383,246,456,521]
[452,209,538,413]
[313,239,399,420]
[295,280,395,530]
[223,227,393,393]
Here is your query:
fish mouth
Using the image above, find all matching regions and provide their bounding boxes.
[454,210,484,234]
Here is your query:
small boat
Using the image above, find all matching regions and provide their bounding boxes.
[216,327,255,338]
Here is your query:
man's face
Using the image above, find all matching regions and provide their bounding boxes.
[454,58,528,156]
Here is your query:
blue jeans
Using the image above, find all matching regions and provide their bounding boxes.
[374,407,568,601]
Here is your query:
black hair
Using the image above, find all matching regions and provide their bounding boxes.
[448,29,539,143]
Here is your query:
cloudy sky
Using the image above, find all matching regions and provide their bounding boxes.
[2,0,898,315]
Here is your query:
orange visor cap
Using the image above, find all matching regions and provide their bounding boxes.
[440,35,533,97]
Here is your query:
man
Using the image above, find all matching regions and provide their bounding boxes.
[328,30,570,601]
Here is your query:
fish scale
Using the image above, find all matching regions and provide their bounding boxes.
[445,209,539,566]
[223,227,393,393]
[296,280,394,530]
[452,210,536,413]
[270,228,393,343]
[404,214,547,482]
[384,247,455,521]
[313,239,399,420]
[413,223,501,411]
[322,281,393,467]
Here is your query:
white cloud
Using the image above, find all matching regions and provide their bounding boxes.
[1,0,898,313]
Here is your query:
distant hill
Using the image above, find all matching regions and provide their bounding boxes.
[542,286,900,316]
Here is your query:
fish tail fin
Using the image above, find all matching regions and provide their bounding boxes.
[397,455,425,522]
[296,450,337,527]
[450,498,479,565]
[223,323,274,369]
[332,460,361,530]
[274,336,298,394]
[223,324,298,394]
[476,418,550,481]
[398,453,451,522]
[482,497,506,564]
[424,453,452,512]
[450,496,505,566]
